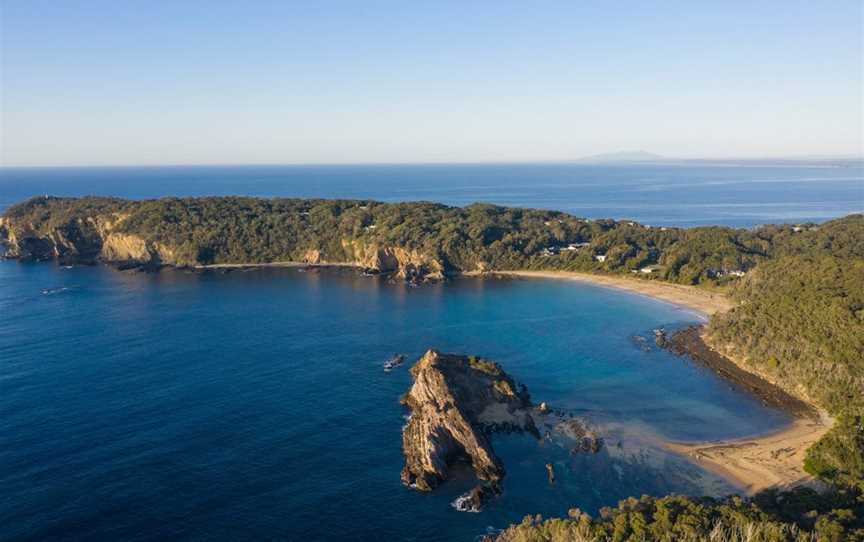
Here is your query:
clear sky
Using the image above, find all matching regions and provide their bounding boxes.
[1,1,862,166]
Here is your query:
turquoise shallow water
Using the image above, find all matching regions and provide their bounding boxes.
[0,262,790,541]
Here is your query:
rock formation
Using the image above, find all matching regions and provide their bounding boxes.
[553,418,603,454]
[400,350,539,498]
[451,484,498,513]
[342,239,445,281]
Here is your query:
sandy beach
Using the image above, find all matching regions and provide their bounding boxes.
[665,411,833,494]
[491,270,734,316]
[194,261,360,270]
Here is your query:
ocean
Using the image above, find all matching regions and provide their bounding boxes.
[1,162,861,227]
[0,163,859,541]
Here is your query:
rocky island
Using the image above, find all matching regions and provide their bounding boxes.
[400,350,602,512]
[400,351,537,502]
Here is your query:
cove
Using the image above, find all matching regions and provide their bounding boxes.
[0,262,791,541]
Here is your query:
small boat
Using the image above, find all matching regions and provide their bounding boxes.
[384,354,405,372]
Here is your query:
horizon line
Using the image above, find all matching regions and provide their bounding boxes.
[2,155,863,170]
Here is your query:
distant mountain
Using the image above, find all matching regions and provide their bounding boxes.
[576,151,666,163]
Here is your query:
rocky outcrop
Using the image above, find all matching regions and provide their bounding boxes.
[554,418,603,454]
[99,233,149,262]
[0,215,104,262]
[0,213,173,268]
[665,326,817,418]
[400,350,538,498]
[302,249,322,264]
[451,484,498,513]
[342,239,445,281]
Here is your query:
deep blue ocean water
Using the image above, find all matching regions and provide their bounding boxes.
[0,163,859,541]
[1,162,861,227]
[1,265,789,541]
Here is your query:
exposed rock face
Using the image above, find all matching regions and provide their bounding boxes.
[100,233,168,266]
[342,239,445,281]
[400,350,538,494]
[0,208,452,280]
[0,215,104,262]
[302,249,322,264]
[0,216,172,268]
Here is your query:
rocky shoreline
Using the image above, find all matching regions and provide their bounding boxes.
[658,325,816,419]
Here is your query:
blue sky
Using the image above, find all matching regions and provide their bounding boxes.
[1,1,862,166]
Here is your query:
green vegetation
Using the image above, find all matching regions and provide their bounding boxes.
[706,217,864,491]
[469,355,503,376]
[0,195,796,283]
[2,197,862,539]
[489,489,864,542]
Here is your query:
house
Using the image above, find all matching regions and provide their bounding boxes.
[708,268,747,279]
[564,242,590,251]
[594,254,607,263]
[640,265,661,274]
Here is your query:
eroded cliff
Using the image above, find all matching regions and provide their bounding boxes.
[0,198,455,279]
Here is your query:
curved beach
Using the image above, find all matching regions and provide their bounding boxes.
[493,269,831,494]
[492,270,734,316]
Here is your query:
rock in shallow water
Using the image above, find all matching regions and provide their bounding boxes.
[451,484,499,513]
